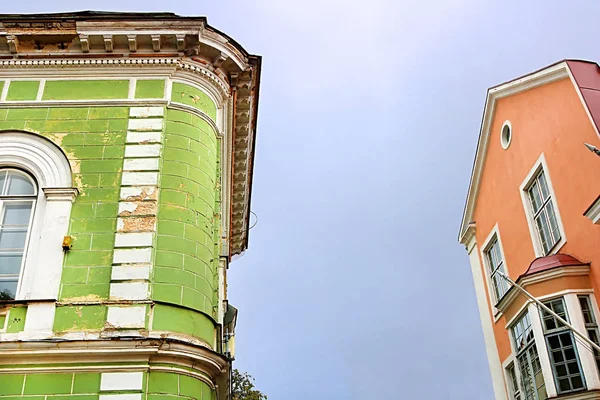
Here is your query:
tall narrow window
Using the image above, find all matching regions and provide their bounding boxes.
[507,363,522,400]
[484,237,509,301]
[542,297,586,393]
[578,295,600,373]
[0,169,36,300]
[512,312,547,400]
[527,170,560,254]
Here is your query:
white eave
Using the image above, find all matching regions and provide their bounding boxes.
[458,61,571,244]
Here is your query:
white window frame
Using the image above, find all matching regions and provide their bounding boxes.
[505,290,600,397]
[0,131,77,302]
[519,154,566,257]
[503,355,523,400]
[480,224,509,318]
[0,168,38,300]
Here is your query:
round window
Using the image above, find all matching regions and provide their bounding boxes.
[501,121,512,149]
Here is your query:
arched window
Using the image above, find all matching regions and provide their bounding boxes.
[0,169,37,300]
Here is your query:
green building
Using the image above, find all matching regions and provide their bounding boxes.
[0,12,261,400]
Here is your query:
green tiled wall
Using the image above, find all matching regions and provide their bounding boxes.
[0,372,100,397]
[153,108,219,319]
[148,372,213,400]
[170,82,217,120]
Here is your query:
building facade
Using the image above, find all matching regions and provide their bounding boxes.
[459,60,600,400]
[0,12,260,400]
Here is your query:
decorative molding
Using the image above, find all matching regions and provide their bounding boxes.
[0,338,229,397]
[43,187,79,202]
[584,195,600,224]
[0,58,229,98]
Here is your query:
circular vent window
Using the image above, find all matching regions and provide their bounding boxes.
[501,121,512,149]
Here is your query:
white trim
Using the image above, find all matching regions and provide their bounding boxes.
[565,293,600,390]
[584,196,600,224]
[0,132,74,300]
[465,230,508,399]
[502,355,521,400]
[459,62,570,242]
[23,302,55,335]
[0,79,9,101]
[479,223,508,319]
[500,120,512,150]
[528,301,558,397]
[128,78,136,100]
[518,153,567,257]
[35,79,45,102]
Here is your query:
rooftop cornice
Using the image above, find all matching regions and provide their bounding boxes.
[0,12,262,258]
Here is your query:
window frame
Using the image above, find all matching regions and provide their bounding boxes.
[578,295,600,374]
[0,168,38,300]
[506,361,522,400]
[511,310,547,400]
[519,154,566,257]
[541,297,587,394]
[480,225,510,318]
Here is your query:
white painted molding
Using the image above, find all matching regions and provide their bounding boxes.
[528,302,557,397]
[43,187,79,202]
[0,132,73,188]
[466,233,508,400]
[0,132,73,301]
[584,196,600,224]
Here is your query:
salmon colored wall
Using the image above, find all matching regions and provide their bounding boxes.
[473,77,600,363]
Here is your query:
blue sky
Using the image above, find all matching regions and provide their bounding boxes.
[7,1,600,398]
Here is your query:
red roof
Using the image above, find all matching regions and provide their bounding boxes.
[522,254,588,277]
[567,60,600,132]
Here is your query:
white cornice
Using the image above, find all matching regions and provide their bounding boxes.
[458,62,570,241]
[0,58,230,98]
[584,196,600,224]
[0,338,228,382]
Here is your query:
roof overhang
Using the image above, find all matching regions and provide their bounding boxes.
[458,60,600,244]
[0,11,262,258]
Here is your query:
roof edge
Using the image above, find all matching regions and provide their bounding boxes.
[458,60,573,242]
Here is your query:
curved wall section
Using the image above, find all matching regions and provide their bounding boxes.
[153,106,220,322]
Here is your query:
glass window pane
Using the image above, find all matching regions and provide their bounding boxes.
[558,378,571,392]
[529,183,543,213]
[571,375,584,390]
[546,201,560,245]
[0,230,27,250]
[538,172,550,200]
[2,202,33,225]
[0,279,17,300]
[5,172,35,195]
[0,254,22,275]
[536,213,552,253]
[0,172,5,194]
